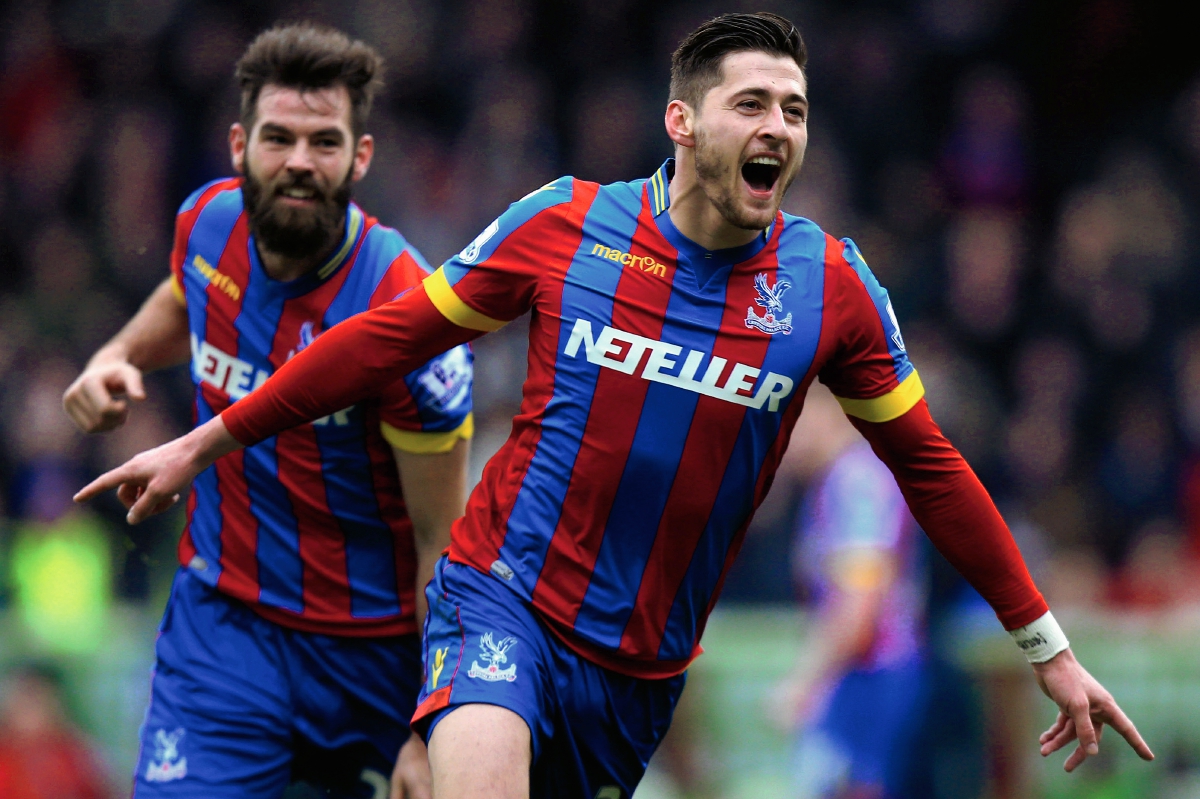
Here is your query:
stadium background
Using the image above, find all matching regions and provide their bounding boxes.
[2,0,1200,796]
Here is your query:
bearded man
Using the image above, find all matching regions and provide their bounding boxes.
[63,23,473,799]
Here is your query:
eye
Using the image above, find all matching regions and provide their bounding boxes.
[264,134,289,144]
[786,106,807,122]
[738,99,762,112]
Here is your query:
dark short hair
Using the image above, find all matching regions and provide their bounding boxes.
[234,22,383,138]
[669,12,807,109]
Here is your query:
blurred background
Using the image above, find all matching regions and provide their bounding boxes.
[2,0,1200,796]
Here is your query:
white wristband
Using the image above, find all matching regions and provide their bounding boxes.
[1009,611,1070,664]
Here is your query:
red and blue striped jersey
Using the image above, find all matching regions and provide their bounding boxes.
[423,160,925,674]
[170,177,473,637]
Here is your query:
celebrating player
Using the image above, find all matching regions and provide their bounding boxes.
[76,12,1153,799]
[63,24,472,799]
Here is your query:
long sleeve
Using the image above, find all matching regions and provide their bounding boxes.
[818,234,1047,631]
[222,285,480,446]
[851,398,1048,630]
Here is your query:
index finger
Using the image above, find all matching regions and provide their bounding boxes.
[74,465,136,504]
[1101,700,1154,761]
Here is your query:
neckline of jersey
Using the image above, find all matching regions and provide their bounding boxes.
[246,203,365,296]
[648,159,774,269]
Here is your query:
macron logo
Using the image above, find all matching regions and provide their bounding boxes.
[564,319,794,412]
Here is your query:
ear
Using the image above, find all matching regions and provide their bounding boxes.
[664,99,696,149]
[351,134,374,182]
[229,123,247,174]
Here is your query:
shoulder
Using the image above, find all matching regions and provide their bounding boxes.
[453,176,579,266]
[177,177,242,217]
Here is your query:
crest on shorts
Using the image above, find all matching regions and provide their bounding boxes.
[145,727,188,783]
[467,632,518,682]
[745,272,793,336]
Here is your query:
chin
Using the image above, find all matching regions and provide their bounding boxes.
[721,198,778,232]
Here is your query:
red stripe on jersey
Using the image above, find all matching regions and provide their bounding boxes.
[363,405,418,625]
[171,179,239,285]
[531,187,677,626]
[203,214,259,595]
[370,247,427,309]
[452,182,600,571]
[818,233,905,398]
[264,248,361,618]
[203,213,251,355]
[619,226,785,655]
[213,449,261,598]
[274,426,353,618]
[177,488,198,566]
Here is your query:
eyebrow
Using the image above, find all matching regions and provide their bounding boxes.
[734,86,808,108]
[258,123,346,140]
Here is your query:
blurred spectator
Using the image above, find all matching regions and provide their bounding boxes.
[941,66,1029,209]
[0,663,113,799]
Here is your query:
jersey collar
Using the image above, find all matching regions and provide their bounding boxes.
[316,203,365,280]
[648,159,774,268]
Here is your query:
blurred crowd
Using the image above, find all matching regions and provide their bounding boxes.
[2,0,1200,784]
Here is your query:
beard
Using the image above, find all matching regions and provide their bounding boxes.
[242,157,354,261]
[693,128,801,232]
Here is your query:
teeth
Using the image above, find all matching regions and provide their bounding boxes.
[283,188,315,198]
[747,156,782,166]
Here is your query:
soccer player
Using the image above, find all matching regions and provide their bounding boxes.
[63,24,473,799]
[76,12,1154,799]
[773,385,937,798]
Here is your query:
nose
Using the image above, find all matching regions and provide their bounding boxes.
[760,104,788,140]
[284,140,316,173]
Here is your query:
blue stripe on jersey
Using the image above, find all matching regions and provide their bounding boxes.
[501,180,646,596]
[237,249,304,612]
[573,245,732,647]
[839,237,913,384]
[313,413,400,617]
[188,397,225,589]
[657,217,828,660]
[180,188,243,586]
[178,178,229,214]
[323,224,399,326]
[440,177,575,289]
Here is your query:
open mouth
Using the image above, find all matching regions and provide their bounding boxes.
[276,185,322,203]
[741,156,782,194]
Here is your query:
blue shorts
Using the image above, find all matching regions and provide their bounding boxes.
[412,556,686,799]
[133,567,421,799]
[793,657,930,798]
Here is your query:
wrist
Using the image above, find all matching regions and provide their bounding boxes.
[188,416,242,466]
[87,341,133,370]
[1009,610,1070,664]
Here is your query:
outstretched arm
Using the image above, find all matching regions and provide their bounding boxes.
[852,399,1153,772]
[74,284,481,522]
[63,277,191,433]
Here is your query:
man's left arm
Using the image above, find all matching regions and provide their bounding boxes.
[850,401,1153,771]
[821,234,1153,772]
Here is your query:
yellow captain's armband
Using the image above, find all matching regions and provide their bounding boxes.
[381,413,474,455]
[835,370,924,423]
[170,275,186,305]
[423,268,506,332]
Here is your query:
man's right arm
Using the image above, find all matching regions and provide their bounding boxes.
[74,182,575,523]
[63,276,190,433]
